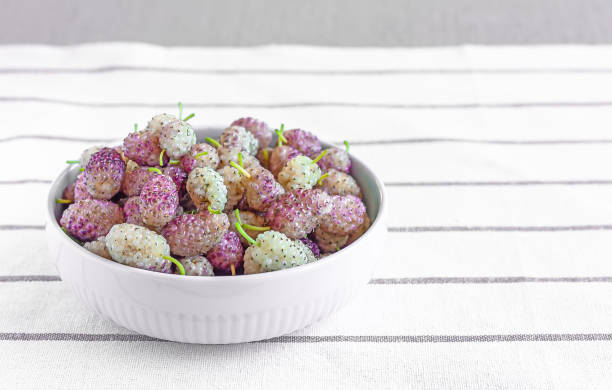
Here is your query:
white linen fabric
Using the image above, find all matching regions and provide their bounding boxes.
[1,44,612,389]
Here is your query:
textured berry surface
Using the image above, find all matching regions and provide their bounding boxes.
[60,199,124,241]
[180,143,219,173]
[80,145,104,169]
[123,196,144,226]
[206,231,244,273]
[319,194,366,235]
[317,147,351,173]
[299,237,321,258]
[180,256,215,276]
[265,190,319,239]
[147,113,177,133]
[83,237,111,259]
[121,160,157,197]
[161,212,229,256]
[257,147,273,169]
[139,174,179,229]
[219,125,259,155]
[283,129,321,158]
[162,165,187,197]
[105,223,172,273]
[231,117,273,150]
[123,129,168,167]
[313,226,349,253]
[228,210,266,246]
[85,148,126,200]
[269,145,300,177]
[277,155,321,191]
[243,231,314,274]
[159,119,196,159]
[73,172,92,201]
[319,169,361,198]
[186,167,227,211]
[347,213,371,246]
[218,165,245,212]
[245,166,284,211]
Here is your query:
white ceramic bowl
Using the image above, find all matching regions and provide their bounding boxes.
[46,129,386,344]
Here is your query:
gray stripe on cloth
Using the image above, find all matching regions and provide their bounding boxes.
[384,180,612,187]
[346,138,612,145]
[0,179,52,185]
[0,225,44,231]
[0,275,61,282]
[389,225,612,232]
[369,276,612,284]
[3,96,612,109]
[1,333,611,343]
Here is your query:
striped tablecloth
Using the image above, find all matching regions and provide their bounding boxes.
[2,43,612,389]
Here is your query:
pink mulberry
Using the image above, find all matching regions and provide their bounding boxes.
[60,199,124,241]
[85,148,126,200]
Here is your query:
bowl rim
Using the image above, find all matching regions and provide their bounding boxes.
[47,137,387,284]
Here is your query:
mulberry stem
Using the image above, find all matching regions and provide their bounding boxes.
[183,113,195,122]
[134,123,138,132]
[235,222,259,246]
[147,167,162,175]
[194,151,208,159]
[242,224,270,232]
[317,173,330,186]
[311,149,328,164]
[205,137,220,148]
[344,140,349,153]
[178,102,183,120]
[66,160,80,164]
[169,160,180,165]
[234,209,243,225]
[230,264,236,276]
[55,198,73,204]
[159,149,165,166]
[229,161,251,178]
[163,255,185,275]
[207,205,222,214]
[238,152,243,167]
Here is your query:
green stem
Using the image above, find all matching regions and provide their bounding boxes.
[194,151,208,159]
[262,149,269,164]
[148,167,162,175]
[311,149,328,164]
[229,161,251,178]
[66,160,80,164]
[183,113,195,122]
[134,123,138,132]
[275,123,287,147]
[163,255,185,275]
[205,137,220,148]
[159,149,165,166]
[235,222,259,246]
[55,198,73,204]
[317,172,330,186]
[344,140,349,153]
[242,224,270,232]
[169,160,180,165]
[234,209,242,225]
[237,152,243,168]
[79,167,85,172]
[178,102,183,120]
[207,205,222,214]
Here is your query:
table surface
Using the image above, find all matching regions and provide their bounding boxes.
[2,0,612,46]
[1,44,612,389]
